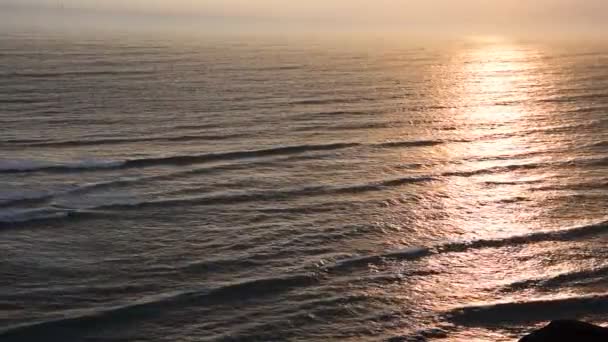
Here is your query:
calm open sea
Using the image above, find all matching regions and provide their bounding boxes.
[1,32,608,341]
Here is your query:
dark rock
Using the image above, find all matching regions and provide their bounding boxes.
[520,320,608,341]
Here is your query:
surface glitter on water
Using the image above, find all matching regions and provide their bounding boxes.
[1,33,608,341]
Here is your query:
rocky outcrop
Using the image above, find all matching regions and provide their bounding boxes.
[520,320,608,341]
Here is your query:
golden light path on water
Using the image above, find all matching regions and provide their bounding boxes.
[441,41,548,238]
[366,40,605,341]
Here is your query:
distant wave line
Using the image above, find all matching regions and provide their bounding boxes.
[2,133,251,148]
[0,156,315,208]
[327,219,608,271]
[1,70,155,79]
[0,143,359,173]
[0,140,450,173]
[0,176,436,225]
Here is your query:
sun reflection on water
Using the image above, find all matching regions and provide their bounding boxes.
[379,40,572,330]
[348,37,606,340]
[436,41,554,238]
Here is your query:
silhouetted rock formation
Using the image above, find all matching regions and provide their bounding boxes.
[520,320,608,342]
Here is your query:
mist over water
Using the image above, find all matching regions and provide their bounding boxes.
[1,32,608,341]
[1,0,608,36]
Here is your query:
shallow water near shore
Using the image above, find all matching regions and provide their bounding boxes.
[1,32,608,341]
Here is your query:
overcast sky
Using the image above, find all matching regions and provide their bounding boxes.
[1,0,606,34]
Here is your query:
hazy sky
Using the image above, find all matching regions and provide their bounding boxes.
[2,0,607,34]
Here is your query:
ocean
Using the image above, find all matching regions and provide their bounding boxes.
[1,32,608,341]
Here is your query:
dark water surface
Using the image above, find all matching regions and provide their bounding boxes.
[1,32,608,341]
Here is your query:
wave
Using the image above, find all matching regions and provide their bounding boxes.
[2,70,153,79]
[122,143,360,168]
[0,138,50,144]
[293,122,391,132]
[0,273,318,340]
[0,190,55,207]
[169,123,222,131]
[377,176,437,188]
[0,159,124,173]
[256,65,303,71]
[7,133,249,148]
[0,175,435,225]
[0,208,70,224]
[484,179,546,186]
[374,140,445,148]
[207,273,319,299]
[288,110,370,122]
[465,149,553,164]
[0,138,464,174]
[0,177,151,208]
[453,156,608,179]
[0,143,358,174]
[0,98,57,105]
[326,220,608,271]
[92,176,435,211]
[15,137,446,153]
[588,140,608,148]
[492,196,531,204]
[442,163,546,178]
[530,180,608,192]
[435,220,608,254]
[0,156,311,209]
[587,156,608,167]
[178,258,263,275]
[290,98,352,106]
[503,265,608,293]
[539,92,608,104]
[0,209,110,227]
[325,122,392,131]
[328,247,431,271]
[0,190,61,207]
[468,120,604,143]
[446,294,608,326]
